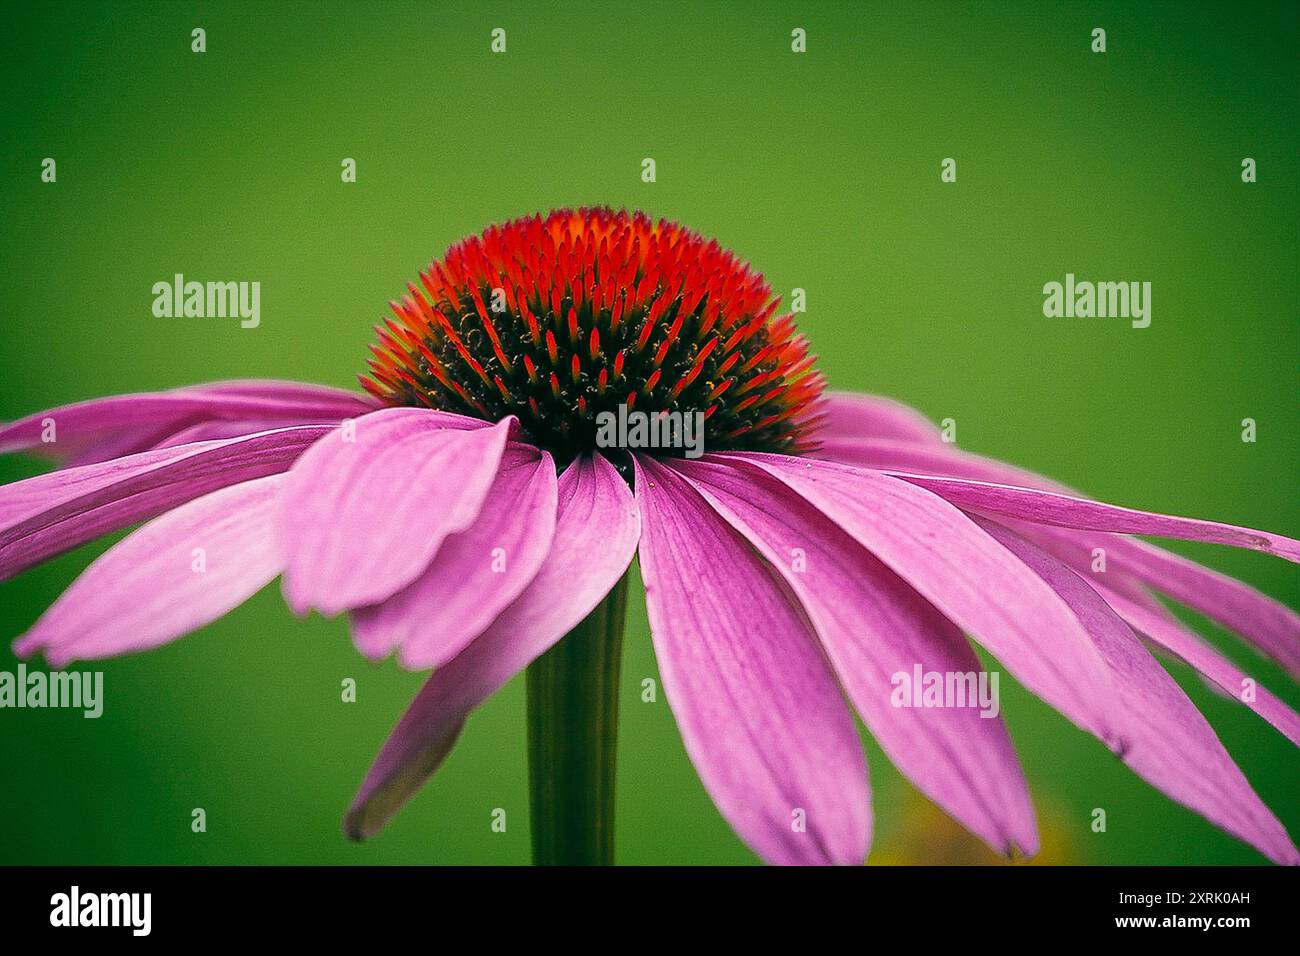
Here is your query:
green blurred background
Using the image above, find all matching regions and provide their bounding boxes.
[1,0,1296,865]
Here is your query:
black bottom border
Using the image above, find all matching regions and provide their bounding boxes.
[0,864,1288,941]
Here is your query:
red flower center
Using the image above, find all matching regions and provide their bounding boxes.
[361,207,824,460]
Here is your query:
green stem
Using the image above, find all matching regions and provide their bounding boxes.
[525,572,629,866]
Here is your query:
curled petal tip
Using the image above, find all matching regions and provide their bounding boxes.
[11,633,39,659]
[341,810,371,843]
[1006,836,1041,862]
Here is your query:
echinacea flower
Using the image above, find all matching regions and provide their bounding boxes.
[4,207,1298,866]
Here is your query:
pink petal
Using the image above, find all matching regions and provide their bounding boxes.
[154,418,340,448]
[13,475,286,666]
[343,453,638,840]
[668,456,1038,857]
[811,438,1159,601]
[351,445,559,669]
[634,455,870,866]
[818,438,1300,677]
[975,518,1298,865]
[1106,539,1300,678]
[816,392,944,447]
[178,379,379,406]
[0,381,373,465]
[0,425,331,582]
[800,426,1300,858]
[727,453,1119,734]
[888,473,1300,561]
[279,410,513,616]
[983,518,1300,678]
[1098,585,1300,749]
[815,436,1068,490]
[0,442,223,529]
[759,454,1296,858]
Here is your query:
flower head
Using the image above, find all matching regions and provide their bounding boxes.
[361,208,823,460]
[2,210,1298,867]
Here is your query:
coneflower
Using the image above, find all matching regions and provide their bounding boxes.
[3,208,1297,865]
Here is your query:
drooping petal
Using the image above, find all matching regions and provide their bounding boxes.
[12,475,286,666]
[982,517,1300,679]
[0,425,331,582]
[1098,585,1300,749]
[351,445,559,669]
[813,438,1167,606]
[178,379,379,407]
[815,436,1067,490]
[727,453,1119,734]
[0,442,219,529]
[887,473,1300,562]
[788,441,1300,722]
[154,418,339,448]
[279,409,512,616]
[813,437,1300,675]
[815,392,944,447]
[668,456,1037,857]
[634,455,870,866]
[1105,539,1300,679]
[0,381,373,465]
[343,453,638,840]
[974,517,1298,865]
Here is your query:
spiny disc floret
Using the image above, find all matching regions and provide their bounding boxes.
[361,208,824,460]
